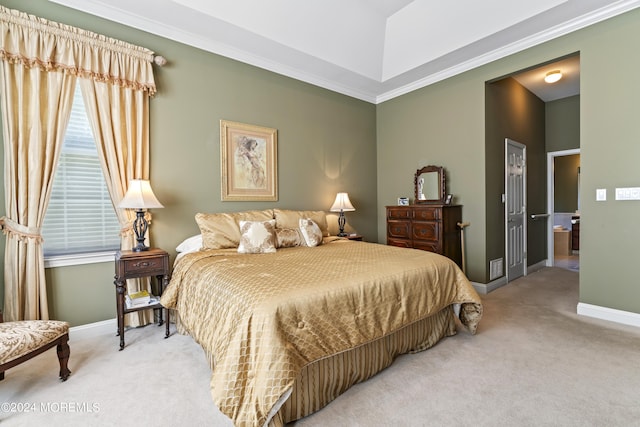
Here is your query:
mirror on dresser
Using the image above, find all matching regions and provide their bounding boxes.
[415,165,446,203]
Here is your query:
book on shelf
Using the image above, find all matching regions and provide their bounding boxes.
[128,289,150,303]
[125,294,160,310]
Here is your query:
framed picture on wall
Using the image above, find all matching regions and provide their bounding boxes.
[220,120,278,201]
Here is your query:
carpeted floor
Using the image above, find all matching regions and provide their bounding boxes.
[2,267,640,426]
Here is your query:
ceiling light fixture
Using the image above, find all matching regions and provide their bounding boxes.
[544,70,562,83]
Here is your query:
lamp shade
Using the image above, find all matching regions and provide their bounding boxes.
[118,179,164,209]
[330,192,355,212]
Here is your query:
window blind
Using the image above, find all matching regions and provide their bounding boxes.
[42,85,121,256]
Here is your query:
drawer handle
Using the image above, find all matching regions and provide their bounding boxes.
[133,261,150,267]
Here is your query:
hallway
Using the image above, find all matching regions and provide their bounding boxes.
[554,254,579,271]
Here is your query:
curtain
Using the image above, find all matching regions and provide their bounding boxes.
[0,63,76,321]
[0,5,156,321]
[79,78,154,326]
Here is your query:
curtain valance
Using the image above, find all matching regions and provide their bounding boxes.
[0,5,156,95]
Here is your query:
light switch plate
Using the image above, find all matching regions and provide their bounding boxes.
[596,189,606,201]
[615,187,640,200]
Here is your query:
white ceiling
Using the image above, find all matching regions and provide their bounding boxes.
[50,0,640,103]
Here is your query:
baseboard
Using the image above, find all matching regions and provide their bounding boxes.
[472,260,548,295]
[527,260,547,274]
[69,318,116,341]
[472,277,507,295]
[577,303,640,328]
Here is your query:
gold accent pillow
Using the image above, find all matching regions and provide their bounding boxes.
[196,210,274,249]
[299,218,323,247]
[274,209,329,237]
[238,220,277,254]
[275,228,305,248]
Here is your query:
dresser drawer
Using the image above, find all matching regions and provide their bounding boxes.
[387,238,412,248]
[412,222,440,241]
[387,207,411,220]
[388,220,411,239]
[122,255,167,276]
[413,240,441,253]
[413,207,440,221]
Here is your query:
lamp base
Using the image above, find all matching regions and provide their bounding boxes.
[337,211,347,237]
[131,209,150,252]
[131,243,150,252]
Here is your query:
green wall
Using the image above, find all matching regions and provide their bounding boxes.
[579,10,640,313]
[554,154,580,213]
[546,95,580,152]
[0,0,377,325]
[377,74,487,280]
[378,8,640,315]
[485,77,547,280]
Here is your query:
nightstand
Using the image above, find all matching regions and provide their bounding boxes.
[346,234,363,241]
[114,248,170,350]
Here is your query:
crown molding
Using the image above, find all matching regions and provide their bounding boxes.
[375,0,640,103]
[50,0,640,104]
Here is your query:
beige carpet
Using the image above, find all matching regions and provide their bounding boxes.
[2,267,640,426]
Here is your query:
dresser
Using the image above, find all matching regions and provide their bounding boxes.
[386,204,463,267]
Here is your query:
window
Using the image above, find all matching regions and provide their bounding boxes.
[42,84,121,263]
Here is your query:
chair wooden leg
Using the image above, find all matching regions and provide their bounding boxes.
[56,334,71,381]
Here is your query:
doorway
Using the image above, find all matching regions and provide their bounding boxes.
[547,149,580,270]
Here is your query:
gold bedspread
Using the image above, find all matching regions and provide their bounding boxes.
[161,240,482,426]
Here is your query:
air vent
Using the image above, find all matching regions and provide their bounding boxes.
[490,258,503,280]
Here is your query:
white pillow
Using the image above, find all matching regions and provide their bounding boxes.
[176,234,203,253]
[238,220,277,254]
[299,218,323,247]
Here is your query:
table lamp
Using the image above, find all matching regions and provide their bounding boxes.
[330,192,355,237]
[118,179,164,251]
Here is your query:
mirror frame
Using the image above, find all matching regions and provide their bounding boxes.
[414,165,446,204]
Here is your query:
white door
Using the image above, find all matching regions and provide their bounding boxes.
[505,139,527,281]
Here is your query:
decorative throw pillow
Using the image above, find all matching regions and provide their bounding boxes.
[238,220,277,254]
[195,209,274,249]
[275,228,305,248]
[274,209,329,237]
[299,218,323,247]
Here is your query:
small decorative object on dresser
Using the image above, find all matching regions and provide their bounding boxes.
[113,248,171,350]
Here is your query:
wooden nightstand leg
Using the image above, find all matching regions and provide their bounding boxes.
[162,273,170,338]
[156,274,165,327]
[165,308,170,339]
[114,277,126,351]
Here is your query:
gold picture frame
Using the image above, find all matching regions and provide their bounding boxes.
[220,120,278,201]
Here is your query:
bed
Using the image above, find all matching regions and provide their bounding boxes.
[160,209,482,426]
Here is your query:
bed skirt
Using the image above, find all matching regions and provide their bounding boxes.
[268,307,457,426]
